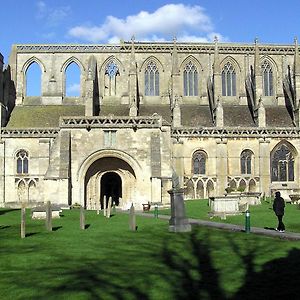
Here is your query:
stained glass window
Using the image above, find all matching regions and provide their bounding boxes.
[271,144,294,182]
[16,150,28,174]
[145,61,159,96]
[183,61,198,96]
[192,151,206,174]
[241,150,253,174]
[262,61,273,96]
[222,62,236,96]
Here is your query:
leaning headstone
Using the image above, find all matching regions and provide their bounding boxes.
[80,206,85,230]
[21,204,26,238]
[45,201,52,231]
[106,197,112,218]
[168,169,191,232]
[103,196,107,217]
[129,203,136,231]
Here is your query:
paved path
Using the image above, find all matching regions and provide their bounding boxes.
[133,211,300,241]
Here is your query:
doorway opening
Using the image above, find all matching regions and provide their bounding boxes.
[100,172,122,208]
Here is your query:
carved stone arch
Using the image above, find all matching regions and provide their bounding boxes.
[14,148,30,158]
[139,56,164,73]
[220,56,241,73]
[260,55,279,74]
[271,140,297,157]
[238,178,247,190]
[60,56,85,73]
[260,55,278,96]
[229,178,237,189]
[196,179,204,199]
[249,179,257,192]
[180,55,203,72]
[21,56,46,73]
[100,56,125,75]
[192,149,208,175]
[206,179,215,197]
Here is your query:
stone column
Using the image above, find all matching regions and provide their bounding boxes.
[259,138,271,196]
[172,141,184,188]
[45,201,52,231]
[21,204,26,238]
[151,177,162,203]
[216,138,228,195]
[168,188,191,232]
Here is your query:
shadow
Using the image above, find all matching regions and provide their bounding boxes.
[52,226,63,231]
[264,227,277,231]
[0,225,10,230]
[85,224,90,229]
[0,209,17,215]
[25,232,39,237]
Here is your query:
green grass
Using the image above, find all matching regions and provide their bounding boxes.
[1,208,300,299]
[157,199,300,233]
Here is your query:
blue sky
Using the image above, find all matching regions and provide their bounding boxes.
[2,0,300,64]
[2,0,300,95]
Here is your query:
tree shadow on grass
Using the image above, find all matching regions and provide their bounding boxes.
[0,209,17,215]
[52,226,63,231]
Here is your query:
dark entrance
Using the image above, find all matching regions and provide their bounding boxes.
[100,172,122,208]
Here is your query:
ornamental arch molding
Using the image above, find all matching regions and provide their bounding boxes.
[21,56,46,73]
[220,56,241,73]
[139,56,165,73]
[99,56,125,75]
[180,55,203,73]
[60,56,85,73]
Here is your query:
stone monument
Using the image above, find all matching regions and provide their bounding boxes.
[168,169,191,232]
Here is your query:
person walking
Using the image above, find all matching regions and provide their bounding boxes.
[273,191,285,233]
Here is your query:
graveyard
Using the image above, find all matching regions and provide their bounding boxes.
[1,200,300,299]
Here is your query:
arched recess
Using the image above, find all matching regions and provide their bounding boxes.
[185,179,194,199]
[270,140,297,182]
[220,56,241,97]
[239,179,247,191]
[196,179,204,199]
[229,179,237,189]
[77,149,142,208]
[207,180,215,197]
[249,179,256,192]
[22,57,45,97]
[17,180,27,203]
[61,57,85,97]
[65,62,81,97]
[28,180,38,202]
[100,56,125,97]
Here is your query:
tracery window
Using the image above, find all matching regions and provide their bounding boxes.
[222,62,236,96]
[262,61,273,96]
[271,144,294,182]
[183,61,198,96]
[145,61,159,96]
[241,150,253,175]
[105,61,120,96]
[16,150,29,174]
[192,151,206,175]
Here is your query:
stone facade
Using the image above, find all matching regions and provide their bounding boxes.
[1,39,300,209]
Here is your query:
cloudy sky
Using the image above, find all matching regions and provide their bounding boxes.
[2,0,300,64]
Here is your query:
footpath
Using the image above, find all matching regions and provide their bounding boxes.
[134,211,300,241]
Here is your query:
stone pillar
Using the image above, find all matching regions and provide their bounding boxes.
[213,37,222,107]
[172,141,184,188]
[129,203,136,231]
[45,201,52,231]
[171,37,180,109]
[21,204,26,238]
[257,98,266,127]
[259,138,271,196]
[151,178,162,203]
[129,36,138,116]
[216,138,228,195]
[172,98,181,127]
[215,98,224,127]
[168,188,191,232]
[254,39,263,105]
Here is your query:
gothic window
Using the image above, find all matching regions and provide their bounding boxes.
[271,144,294,182]
[262,61,273,96]
[26,62,41,96]
[16,150,29,174]
[104,130,117,147]
[105,61,120,96]
[65,62,81,97]
[145,61,159,96]
[192,151,206,175]
[222,62,236,96]
[241,150,253,175]
[183,61,198,96]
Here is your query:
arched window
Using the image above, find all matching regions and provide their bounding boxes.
[26,62,42,96]
[262,61,273,96]
[183,61,198,96]
[145,61,159,96]
[271,144,294,182]
[222,62,236,96]
[241,150,253,174]
[192,151,206,174]
[16,150,29,174]
[65,62,81,97]
[105,61,119,96]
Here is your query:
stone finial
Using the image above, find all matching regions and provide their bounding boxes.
[214,35,218,43]
[131,35,135,44]
[173,35,177,44]
[254,37,259,44]
[295,36,298,46]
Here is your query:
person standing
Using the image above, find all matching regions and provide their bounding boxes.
[273,191,285,232]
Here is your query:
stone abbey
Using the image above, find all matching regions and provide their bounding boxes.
[1,38,300,209]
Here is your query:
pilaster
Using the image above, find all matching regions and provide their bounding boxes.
[172,96,181,127]
[259,138,271,196]
[171,37,180,109]
[216,138,228,195]
[129,36,138,116]
[213,37,222,106]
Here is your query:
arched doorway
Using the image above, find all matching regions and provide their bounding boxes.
[101,172,122,207]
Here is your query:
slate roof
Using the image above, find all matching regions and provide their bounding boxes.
[265,106,294,127]
[223,105,256,127]
[99,105,130,116]
[181,105,214,127]
[6,105,85,128]
[139,105,172,123]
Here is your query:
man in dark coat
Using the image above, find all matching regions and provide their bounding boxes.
[273,191,285,232]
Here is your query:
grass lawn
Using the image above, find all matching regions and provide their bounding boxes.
[1,208,300,299]
[157,199,300,233]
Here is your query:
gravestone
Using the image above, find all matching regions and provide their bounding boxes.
[168,169,191,232]
[106,197,112,218]
[45,201,52,231]
[129,203,136,231]
[21,204,26,238]
[80,206,85,230]
[103,196,107,217]
[96,199,100,215]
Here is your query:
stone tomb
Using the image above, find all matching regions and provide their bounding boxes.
[31,205,62,219]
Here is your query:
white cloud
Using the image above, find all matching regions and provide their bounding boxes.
[66,83,80,96]
[36,1,71,27]
[68,4,226,43]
